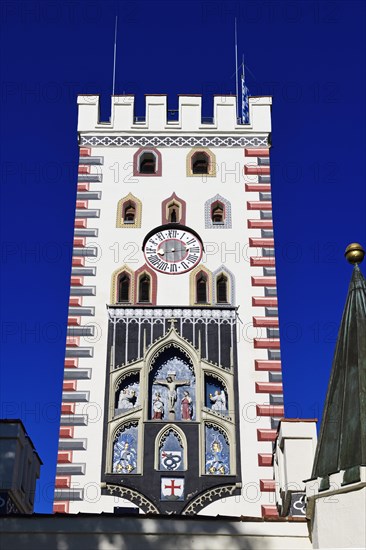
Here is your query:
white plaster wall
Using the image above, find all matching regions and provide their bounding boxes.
[311,487,366,549]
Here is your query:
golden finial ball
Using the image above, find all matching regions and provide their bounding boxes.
[344,243,365,264]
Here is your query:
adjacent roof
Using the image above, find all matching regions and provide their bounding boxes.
[312,264,366,478]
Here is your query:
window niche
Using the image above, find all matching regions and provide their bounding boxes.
[187,148,216,177]
[110,265,135,305]
[116,193,142,228]
[133,147,162,177]
[212,266,235,306]
[117,273,131,303]
[112,422,139,474]
[216,274,228,303]
[138,274,150,303]
[189,266,212,306]
[134,265,157,305]
[211,202,224,224]
[157,428,186,472]
[196,274,208,304]
[204,195,232,229]
[205,374,229,416]
[149,349,196,422]
[161,193,186,225]
[115,372,140,416]
[205,424,230,475]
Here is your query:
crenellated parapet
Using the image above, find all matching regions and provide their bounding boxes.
[77,94,272,134]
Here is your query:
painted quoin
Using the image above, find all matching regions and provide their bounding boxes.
[54,93,283,517]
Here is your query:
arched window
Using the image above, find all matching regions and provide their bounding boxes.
[196,274,208,303]
[123,202,135,224]
[139,151,156,174]
[118,274,130,303]
[216,275,228,303]
[187,148,216,178]
[161,193,186,225]
[212,202,224,224]
[110,265,134,305]
[204,195,231,229]
[138,274,151,303]
[133,147,162,177]
[116,193,142,229]
[190,265,212,305]
[212,266,235,306]
[192,151,209,174]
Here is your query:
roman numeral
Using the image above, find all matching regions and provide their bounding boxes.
[170,264,178,273]
[157,261,169,271]
[148,255,160,265]
[186,238,196,245]
[190,246,200,254]
[187,254,198,263]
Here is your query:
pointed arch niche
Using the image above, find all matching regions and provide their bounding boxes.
[212,265,235,306]
[148,346,196,422]
[110,265,135,305]
[134,264,157,305]
[161,193,186,225]
[204,194,232,229]
[154,424,188,472]
[112,421,139,475]
[116,193,142,228]
[204,422,231,476]
[189,265,212,306]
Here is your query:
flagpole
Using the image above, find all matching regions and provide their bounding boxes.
[235,18,239,122]
[112,16,118,96]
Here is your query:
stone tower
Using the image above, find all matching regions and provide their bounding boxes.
[54,93,283,517]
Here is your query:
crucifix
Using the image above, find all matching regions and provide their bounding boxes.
[154,372,190,420]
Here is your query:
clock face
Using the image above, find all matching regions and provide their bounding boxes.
[143,227,203,274]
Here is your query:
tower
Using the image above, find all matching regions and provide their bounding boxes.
[54,93,283,517]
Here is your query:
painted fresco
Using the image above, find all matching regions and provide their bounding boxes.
[159,429,184,471]
[205,375,228,416]
[205,425,230,475]
[115,373,139,414]
[113,424,138,474]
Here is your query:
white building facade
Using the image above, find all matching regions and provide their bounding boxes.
[54,94,284,517]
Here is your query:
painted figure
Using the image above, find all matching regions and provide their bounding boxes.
[114,440,137,474]
[152,392,164,420]
[205,439,229,475]
[209,389,226,412]
[181,391,193,420]
[118,388,137,410]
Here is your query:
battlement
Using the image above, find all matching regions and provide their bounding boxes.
[77,94,272,134]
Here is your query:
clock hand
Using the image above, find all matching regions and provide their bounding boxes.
[157,249,165,255]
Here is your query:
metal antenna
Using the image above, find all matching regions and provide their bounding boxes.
[234,18,239,122]
[112,16,118,95]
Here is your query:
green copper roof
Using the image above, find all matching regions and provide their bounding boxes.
[312,264,366,478]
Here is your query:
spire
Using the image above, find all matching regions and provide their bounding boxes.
[312,243,366,478]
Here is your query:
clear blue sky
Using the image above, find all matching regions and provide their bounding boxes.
[0,0,365,513]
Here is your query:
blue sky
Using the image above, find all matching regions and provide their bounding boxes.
[0,0,365,513]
